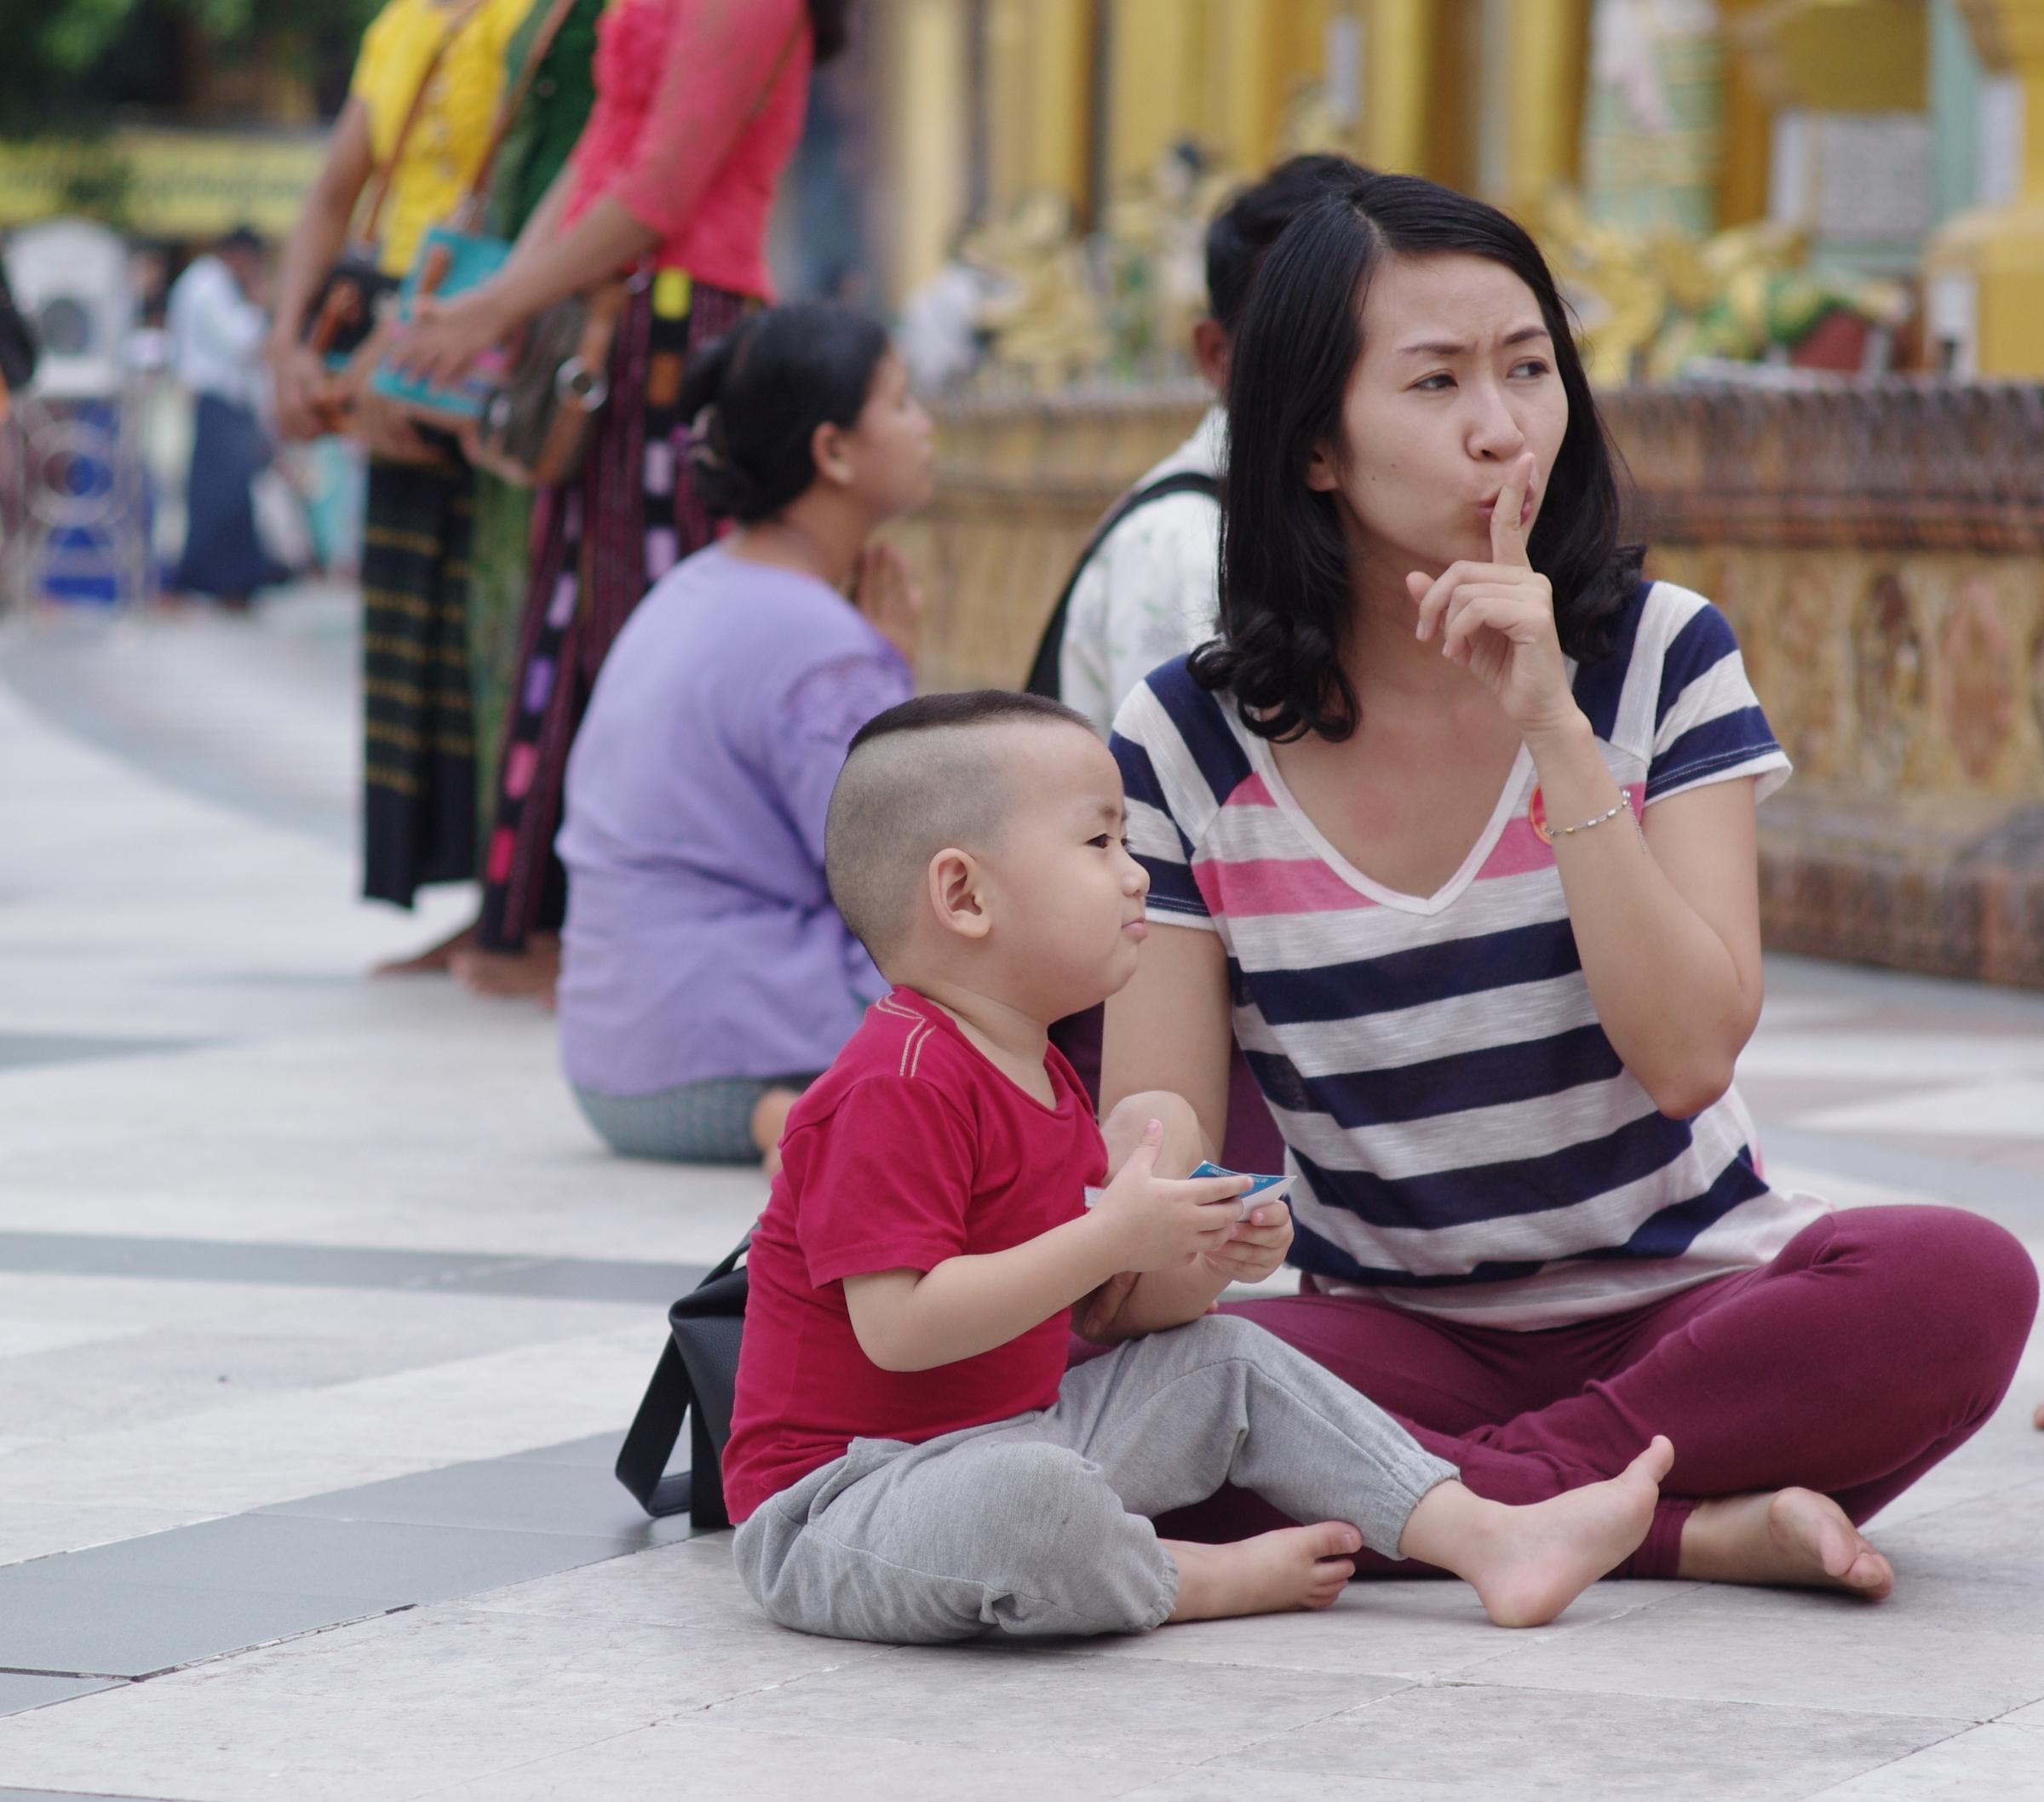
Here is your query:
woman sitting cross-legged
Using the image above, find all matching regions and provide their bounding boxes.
[1100,169,2038,1598]
[555,304,930,1167]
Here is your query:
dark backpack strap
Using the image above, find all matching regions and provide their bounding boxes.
[614,1337,696,1517]
[1024,468,1221,699]
[613,1231,751,1519]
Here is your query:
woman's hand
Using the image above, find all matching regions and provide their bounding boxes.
[1409,450,1577,741]
[349,383,443,465]
[1202,1201,1295,1288]
[852,542,923,667]
[267,336,341,442]
[388,285,516,390]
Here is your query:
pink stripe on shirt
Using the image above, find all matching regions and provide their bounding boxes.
[1196,854,1377,918]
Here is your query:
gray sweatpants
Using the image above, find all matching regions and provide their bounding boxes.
[732,1312,1459,1644]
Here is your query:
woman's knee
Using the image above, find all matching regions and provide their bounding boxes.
[1811,1205,2038,1381]
[1100,1088,1205,1177]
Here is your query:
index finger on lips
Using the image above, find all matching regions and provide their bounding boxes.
[1490,450,1536,568]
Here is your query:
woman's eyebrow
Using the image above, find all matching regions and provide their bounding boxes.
[1395,323,1552,358]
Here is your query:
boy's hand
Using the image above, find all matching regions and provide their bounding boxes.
[1088,1117,1247,1272]
[1201,1200,1295,1287]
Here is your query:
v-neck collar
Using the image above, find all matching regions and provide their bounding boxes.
[1241,732,1535,918]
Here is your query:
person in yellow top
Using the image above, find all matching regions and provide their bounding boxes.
[264,0,529,932]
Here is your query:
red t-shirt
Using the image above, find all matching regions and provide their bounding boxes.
[721,989,1106,1522]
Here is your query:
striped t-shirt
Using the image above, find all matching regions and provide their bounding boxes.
[1112,579,1822,1330]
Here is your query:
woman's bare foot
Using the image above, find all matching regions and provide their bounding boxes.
[450,934,561,1007]
[1402,1437,1674,1628]
[1677,1489,1894,1598]
[1161,1522,1361,1622]
[371,921,476,976]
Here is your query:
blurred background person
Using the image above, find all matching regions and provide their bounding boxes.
[264,0,530,952]
[464,0,605,910]
[168,227,288,609]
[554,304,926,1168]
[1026,153,1375,1171]
[391,0,850,1002]
[1038,155,1372,739]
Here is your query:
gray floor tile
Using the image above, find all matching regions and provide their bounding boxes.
[0,1674,127,1718]
[494,1432,625,1469]
[256,1455,690,1544]
[0,1791,174,1802]
[0,1231,702,1306]
[1760,1126,2044,1234]
[1196,1683,1955,1800]
[425,1719,1171,1802]
[1761,1720,2035,1799]
[0,1034,206,1073]
[0,1577,400,1679]
[703,1642,1408,1764]
[9,1515,637,1610]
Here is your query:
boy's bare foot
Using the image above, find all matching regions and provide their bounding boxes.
[450,934,561,1007]
[1161,1522,1361,1622]
[372,921,476,976]
[1677,1488,1894,1599]
[1403,1437,1674,1628]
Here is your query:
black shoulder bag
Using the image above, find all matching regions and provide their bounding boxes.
[1023,467,1221,699]
[615,1233,750,1529]
[0,260,38,396]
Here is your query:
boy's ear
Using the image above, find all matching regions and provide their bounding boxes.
[926,846,992,941]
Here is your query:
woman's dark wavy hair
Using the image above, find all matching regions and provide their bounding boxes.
[1195,172,1639,742]
[679,301,891,523]
[809,1,853,63]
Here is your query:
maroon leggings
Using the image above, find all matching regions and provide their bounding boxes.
[1154,1207,2037,1578]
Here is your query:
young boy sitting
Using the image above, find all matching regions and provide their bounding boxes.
[722,691,1674,1644]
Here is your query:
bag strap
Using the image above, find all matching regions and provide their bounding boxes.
[612,1230,752,1518]
[1024,468,1221,699]
[451,0,586,231]
[357,0,493,253]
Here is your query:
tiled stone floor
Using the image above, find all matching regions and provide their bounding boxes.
[0,599,2038,1801]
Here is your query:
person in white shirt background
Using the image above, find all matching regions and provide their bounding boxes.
[1033,154,1374,1170]
[167,227,288,608]
[1049,154,1374,737]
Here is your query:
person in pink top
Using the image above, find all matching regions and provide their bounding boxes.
[393,0,847,1000]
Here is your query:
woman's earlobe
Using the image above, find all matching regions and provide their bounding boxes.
[1304,443,1341,493]
[811,420,853,487]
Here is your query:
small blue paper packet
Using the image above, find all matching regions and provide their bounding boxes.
[1083,1162,1290,1220]
[1191,1161,1292,1221]
[369,226,513,419]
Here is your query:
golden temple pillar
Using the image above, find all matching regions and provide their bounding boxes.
[1363,0,1432,174]
[1503,0,1589,210]
[878,0,973,307]
[1104,0,1200,187]
[981,0,1094,216]
[1204,0,1280,178]
[1926,0,2044,371]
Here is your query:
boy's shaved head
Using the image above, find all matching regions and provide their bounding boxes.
[827,691,1096,966]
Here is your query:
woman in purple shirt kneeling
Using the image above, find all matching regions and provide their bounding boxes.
[555,304,931,1165]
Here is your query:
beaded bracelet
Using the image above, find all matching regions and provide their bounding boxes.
[1528,786,1632,846]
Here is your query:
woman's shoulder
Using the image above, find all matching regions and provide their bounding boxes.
[1570,578,1749,731]
[1110,654,1255,829]
[651,546,894,667]
[352,0,430,94]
